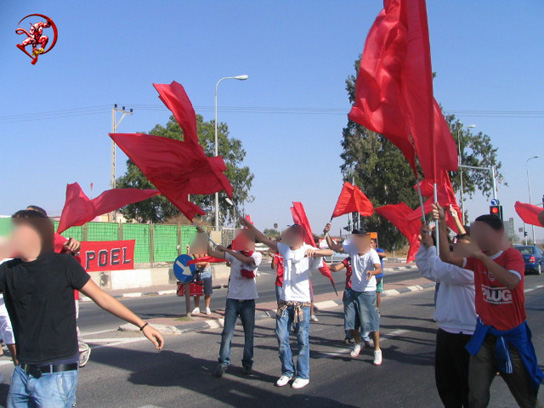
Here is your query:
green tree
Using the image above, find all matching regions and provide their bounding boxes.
[341,58,504,250]
[118,115,254,224]
[263,228,280,237]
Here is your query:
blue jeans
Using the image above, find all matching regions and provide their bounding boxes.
[218,298,255,368]
[8,366,79,408]
[276,306,310,380]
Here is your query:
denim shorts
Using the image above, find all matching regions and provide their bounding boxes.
[344,289,379,333]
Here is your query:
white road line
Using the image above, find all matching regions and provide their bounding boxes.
[89,337,149,351]
[525,284,544,293]
[79,329,117,337]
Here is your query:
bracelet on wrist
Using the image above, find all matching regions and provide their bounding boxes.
[139,322,149,331]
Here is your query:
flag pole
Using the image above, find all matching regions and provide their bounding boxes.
[415,180,427,221]
[433,182,440,256]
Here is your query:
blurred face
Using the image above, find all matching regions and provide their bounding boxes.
[352,234,371,253]
[470,221,503,252]
[281,226,304,247]
[233,230,255,252]
[11,224,42,258]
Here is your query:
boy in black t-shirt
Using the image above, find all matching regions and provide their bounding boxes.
[0,210,164,407]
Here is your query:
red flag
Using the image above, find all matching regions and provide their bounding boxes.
[331,182,374,219]
[349,0,457,181]
[153,82,199,145]
[291,202,337,294]
[515,201,544,227]
[187,256,226,265]
[410,172,461,232]
[110,81,233,221]
[57,183,159,233]
[348,0,416,173]
[376,203,421,263]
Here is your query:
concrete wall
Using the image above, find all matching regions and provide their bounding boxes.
[90,264,232,291]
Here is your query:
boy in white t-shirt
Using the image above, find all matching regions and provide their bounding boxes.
[324,224,383,366]
[240,218,333,390]
[206,229,262,378]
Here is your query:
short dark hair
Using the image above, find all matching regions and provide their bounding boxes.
[352,229,367,236]
[11,210,54,254]
[474,214,503,231]
[26,205,48,217]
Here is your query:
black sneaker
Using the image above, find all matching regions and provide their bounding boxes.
[344,337,354,345]
[242,366,253,376]
[213,365,227,378]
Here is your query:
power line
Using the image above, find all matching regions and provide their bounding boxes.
[1,104,543,124]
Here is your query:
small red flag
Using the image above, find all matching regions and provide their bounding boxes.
[187,256,226,265]
[376,203,421,263]
[410,172,461,232]
[57,183,159,233]
[515,201,544,227]
[331,182,374,219]
[291,202,337,295]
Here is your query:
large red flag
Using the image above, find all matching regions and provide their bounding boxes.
[291,202,337,294]
[515,201,544,227]
[57,183,159,233]
[348,0,416,173]
[110,81,233,221]
[331,182,374,219]
[376,203,421,263]
[349,0,457,182]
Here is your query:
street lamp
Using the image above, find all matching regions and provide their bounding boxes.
[526,155,540,244]
[457,123,476,224]
[214,75,249,231]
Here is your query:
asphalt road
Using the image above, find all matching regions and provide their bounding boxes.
[1,272,543,407]
[76,266,423,334]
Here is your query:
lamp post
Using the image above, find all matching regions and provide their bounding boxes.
[214,75,249,231]
[457,123,476,225]
[526,155,540,244]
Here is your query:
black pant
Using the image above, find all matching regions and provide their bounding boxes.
[435,328,472,408]
[468,335,542,408]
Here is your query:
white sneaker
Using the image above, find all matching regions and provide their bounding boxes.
[310,315,319,322]
[373,349,383,366]
[350,342,363,358]
[205,307,212,315]
[292,378,310,389]
[275,375,291,387]
[191,307,200,314]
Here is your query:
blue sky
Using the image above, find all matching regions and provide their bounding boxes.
[1,1,543,241]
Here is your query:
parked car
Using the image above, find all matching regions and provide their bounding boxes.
[514,245,544,275]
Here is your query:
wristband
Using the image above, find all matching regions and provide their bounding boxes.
[139,322,149,331]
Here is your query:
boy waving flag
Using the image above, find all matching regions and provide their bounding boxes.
[435,204,543,408]
[240,217,332,390]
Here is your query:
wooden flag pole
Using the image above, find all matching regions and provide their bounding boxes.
[433,182,440,257]
[415,180,427,221]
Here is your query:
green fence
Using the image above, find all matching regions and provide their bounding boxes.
[0,218,196,265]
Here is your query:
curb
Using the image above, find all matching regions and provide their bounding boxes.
[83,268,416,303]
[116,282,436,334]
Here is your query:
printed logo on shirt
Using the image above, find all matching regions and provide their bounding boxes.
[481,285,513,305]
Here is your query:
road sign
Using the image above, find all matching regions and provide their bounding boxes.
[490,199,500,206]
[173,254,196,283]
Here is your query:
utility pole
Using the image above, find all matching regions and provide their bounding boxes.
[110,105,133,222]
[111,105,133,189]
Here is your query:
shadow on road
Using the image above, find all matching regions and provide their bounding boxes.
[89,348,359,408]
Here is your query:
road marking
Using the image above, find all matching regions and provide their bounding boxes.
[89,337,149,350]
[79,329,117,337]
[525,284,544,293]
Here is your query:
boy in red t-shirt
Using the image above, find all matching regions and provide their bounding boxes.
[436,205,543,408]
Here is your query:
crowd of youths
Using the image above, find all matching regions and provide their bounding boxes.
[0,203,542,407]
